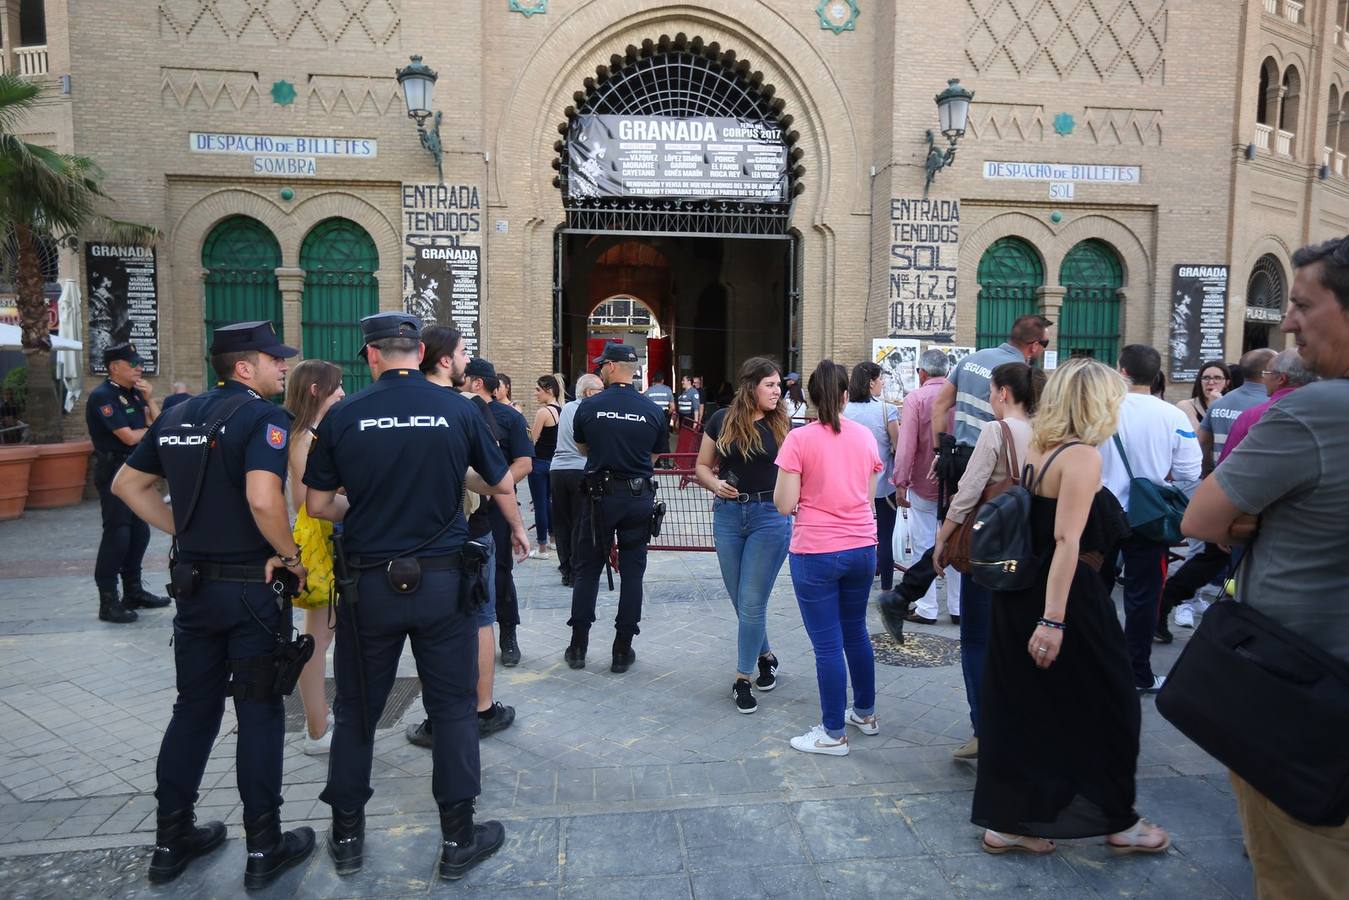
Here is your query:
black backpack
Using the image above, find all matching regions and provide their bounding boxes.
[968,441,1080,591]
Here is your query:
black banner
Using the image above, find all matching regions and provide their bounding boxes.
[86,243,159,375]
[1169,264,1228,382]
[567,114,788,202]
[405,242,480,357]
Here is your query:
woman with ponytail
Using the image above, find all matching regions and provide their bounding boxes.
[774,360,883,756]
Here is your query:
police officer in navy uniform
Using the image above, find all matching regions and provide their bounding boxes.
[85,342,169,623]
[112,321,316,889]
[302,312,514,881]
[565,343,668,673]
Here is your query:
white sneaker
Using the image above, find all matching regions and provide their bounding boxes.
[1174,604,1195,628]
[844,708,879,735]
[303,725,332,755]
[790,725,849,756]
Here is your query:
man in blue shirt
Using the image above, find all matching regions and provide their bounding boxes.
[565,344,668,673]
[303,312,514,882]
[85,342,168,622]
[113,321,315,889]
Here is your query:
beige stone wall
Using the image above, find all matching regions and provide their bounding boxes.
[8,0,1339,421]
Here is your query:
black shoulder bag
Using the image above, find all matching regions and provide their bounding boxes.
[968,441,1079,591]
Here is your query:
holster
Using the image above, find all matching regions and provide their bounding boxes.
[227,635,315,701]
[650,499,668,538]
[459,540,489,615]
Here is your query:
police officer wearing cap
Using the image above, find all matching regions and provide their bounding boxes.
[565,343,668,673]
[112,321,316,889]
[302,311,514,881]
[85,342,169,623]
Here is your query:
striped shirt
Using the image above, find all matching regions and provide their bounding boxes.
[949,342,1025,447]
[1199,382,1268,461]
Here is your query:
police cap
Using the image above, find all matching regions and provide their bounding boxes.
[208,321,297,358]
[358,311,422,359]
[594,343,639,365]
[464,357,496,380]
[103,342,144,367]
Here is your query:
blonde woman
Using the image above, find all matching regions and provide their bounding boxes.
[971,357,1170,856]
[284,360,345,755]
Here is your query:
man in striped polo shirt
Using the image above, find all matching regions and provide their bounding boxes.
[879,315,1050,633]
[1196,348,1275,475]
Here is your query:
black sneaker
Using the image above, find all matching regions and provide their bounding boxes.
[1154,622,1174,644]
[406,719,432,748]
[732,679,757,714]
[477,702,515,737]
[755,654,778,691]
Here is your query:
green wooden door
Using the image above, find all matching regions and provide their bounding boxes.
[1059,240,1124,362]
[300,218,379,391]
[976,238,1043,349]
[202,216,283,376]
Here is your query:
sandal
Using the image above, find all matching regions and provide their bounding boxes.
[981,830,1056,855]
[1106,818,1170,854]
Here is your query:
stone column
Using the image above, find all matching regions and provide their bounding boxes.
[1036,285,1066,355]
[276,268,305,359]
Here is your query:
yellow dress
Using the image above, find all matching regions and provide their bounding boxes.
[293,505,334,610]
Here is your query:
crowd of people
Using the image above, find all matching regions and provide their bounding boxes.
[76,236,1349,894]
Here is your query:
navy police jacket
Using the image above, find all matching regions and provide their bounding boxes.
[304,369,508,558]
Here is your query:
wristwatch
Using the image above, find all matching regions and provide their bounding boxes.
[277,548,301,567]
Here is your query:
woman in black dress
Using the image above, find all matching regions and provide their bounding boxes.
[972,357,1170,855]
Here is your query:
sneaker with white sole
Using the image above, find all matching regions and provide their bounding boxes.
[790,725,849,756]
[732,679,757,714]
[302,725,332,755]
[844,708,879,735]
[755,654,778,691]
[1174,604,1195,628]
[1138,675,1166,694]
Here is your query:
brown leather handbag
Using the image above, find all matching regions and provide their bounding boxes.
[946,421,1019,574]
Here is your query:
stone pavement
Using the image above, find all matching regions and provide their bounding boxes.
[0,501,1253,898]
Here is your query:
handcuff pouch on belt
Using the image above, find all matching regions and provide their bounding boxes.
[166,542,201,601]
[386,557,422,594]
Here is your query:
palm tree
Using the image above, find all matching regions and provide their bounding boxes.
[1,73,156,442]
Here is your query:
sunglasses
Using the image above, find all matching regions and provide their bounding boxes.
[1036,339,1050,348]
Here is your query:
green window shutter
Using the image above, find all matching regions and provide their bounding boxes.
[202,216,284,377]
[300,218,379,392]
[976,238,1044,349]
[1059,240,1123,363]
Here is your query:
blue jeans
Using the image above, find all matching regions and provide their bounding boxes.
[527,458,553,545]
[713,499,792,676]
[789,546,877,738]
[957,573,988,736]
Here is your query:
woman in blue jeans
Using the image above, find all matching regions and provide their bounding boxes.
[774,361,884,755]
[696,357,793,714]
[527,375,562,557]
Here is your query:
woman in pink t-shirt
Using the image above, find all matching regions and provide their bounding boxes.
[774,360,883,756]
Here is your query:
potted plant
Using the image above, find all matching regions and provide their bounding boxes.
[2,73,155,512]
[0,444,37,519]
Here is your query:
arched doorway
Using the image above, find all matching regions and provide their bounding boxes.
[1059,239,1124,361]
[976,237,1043,349]
[202,216,282,369]
[1244,254,1286,351]
[300,218,379,390]
[551,34,800,389]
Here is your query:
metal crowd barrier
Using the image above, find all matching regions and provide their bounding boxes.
[650,452,716,551]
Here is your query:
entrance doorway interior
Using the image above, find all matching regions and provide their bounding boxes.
[555,233,793,395]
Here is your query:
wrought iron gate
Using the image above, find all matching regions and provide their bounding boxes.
[976,237,1043,349]
[300,218,379,391]
[202,216,283,371]
[1059,239,1123,361]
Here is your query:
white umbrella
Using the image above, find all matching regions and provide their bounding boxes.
[55,279,83,412]
[0,322,83,352]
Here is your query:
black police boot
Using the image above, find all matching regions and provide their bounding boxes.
[564,627,588,670]
[327,807,365,876]
[147,808,226,884]
[499,627,521,668]
[242,809,315,891]
[438,799,504,881]
[98,589,138,624]
[611,632,636,674]
[406,718,433,748]
[122,579,171,609]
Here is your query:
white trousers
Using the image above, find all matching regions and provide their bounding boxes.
[909,493,961,619]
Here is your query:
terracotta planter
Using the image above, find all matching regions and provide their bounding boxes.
[0,445,39,520]
[26,440,94,509]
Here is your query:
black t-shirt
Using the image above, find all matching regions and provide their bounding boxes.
[703,408,783,495]
[574,383,667,478]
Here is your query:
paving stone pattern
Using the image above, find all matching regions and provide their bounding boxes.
[0,502,1253,898]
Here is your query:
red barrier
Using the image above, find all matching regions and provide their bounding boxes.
[650,453,716,551]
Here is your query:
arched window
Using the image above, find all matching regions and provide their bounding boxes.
[975,237,1043,349]
[1328,85,1342,171]
[300,218,379,391]
[1058,239,1124,362]
[1257,57,1279,126]
[202,216,283,370]
[1244,254,1286,352]
[1280,66,1302,156]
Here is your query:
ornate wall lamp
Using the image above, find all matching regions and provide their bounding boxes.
[924,79,974,198]
[396,55,444,185]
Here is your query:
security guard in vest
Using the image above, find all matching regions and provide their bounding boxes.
[111,321,316,890]
[565,343,668,673]
[302,312,514,881]
[85,342,169,623]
